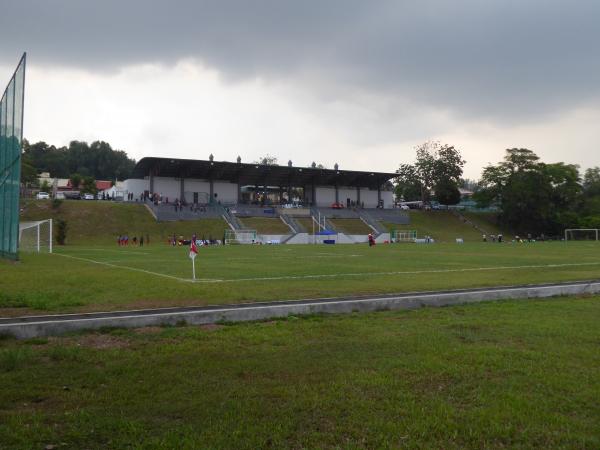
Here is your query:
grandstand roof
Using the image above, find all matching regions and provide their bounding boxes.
[131,157,397,188]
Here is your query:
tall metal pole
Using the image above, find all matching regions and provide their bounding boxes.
[49,219,53,253]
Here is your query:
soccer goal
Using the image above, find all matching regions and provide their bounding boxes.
[224,229,257,244]
[391,230,417,243]
[564,229,599,242]
[19,219,53,253]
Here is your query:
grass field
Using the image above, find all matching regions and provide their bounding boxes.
[1,241,599,316]
[1,295,599,448]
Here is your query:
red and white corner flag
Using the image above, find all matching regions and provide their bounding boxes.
[189,239,198,260]
[189,239,198,280]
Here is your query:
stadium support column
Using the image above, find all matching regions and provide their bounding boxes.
[209,179,214,204]
[377,183,382,207]
[356,186,361,207]
[180,178,185,203]
[335,183,339,204]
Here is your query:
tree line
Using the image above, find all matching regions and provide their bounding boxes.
[396,142,600,236]
[21,139,136,186]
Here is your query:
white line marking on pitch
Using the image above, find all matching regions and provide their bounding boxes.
[194,261,600,283]
[53,253,217,282]
[53,253,600,284]
[63,248,152,255]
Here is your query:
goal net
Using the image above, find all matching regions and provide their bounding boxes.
[391,230,417,243]
[224,229,257,245]
[564,229,599,241]
[19,219,53,253]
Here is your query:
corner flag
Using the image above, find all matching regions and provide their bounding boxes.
[189,240,198,260]
[189,239,198,280]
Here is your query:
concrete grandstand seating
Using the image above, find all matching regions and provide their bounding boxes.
[312,207,361,219]
[231,205,279,217]
[362,208,410,225]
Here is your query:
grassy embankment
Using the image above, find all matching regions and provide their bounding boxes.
[384,210,511,242]
[1,295,599,448]
[20,199,229,245]
[238,217,291,234]
[329,218,373,234]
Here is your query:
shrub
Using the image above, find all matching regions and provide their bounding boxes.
[51,198,62,209]
[56,219,68,245]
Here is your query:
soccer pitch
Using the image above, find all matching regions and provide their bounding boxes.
[1,241,600,315]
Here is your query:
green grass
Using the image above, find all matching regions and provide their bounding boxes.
[1,295,599,448]
[384,210,510,242]
[329,218,373,234]
[1,241,599,315]
[238,217,292,234]
[20,199,229,245]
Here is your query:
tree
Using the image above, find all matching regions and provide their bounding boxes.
[56,219,68,245]
[396,141,465,203]
[394,165,423,201]
[70,173,82,189]
[39,180,51,193]
[20,154,38,187]
[254,154,278,166]
[81,176,97,194]
[22,138,135,180]
[474,149,582,234]
[435,179,461,205]
[580,167,600,220]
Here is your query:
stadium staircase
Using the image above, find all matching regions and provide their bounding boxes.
[358,210,388,236]
[310,207,338,232]
[219,205,246,230]
[280,214,307,234]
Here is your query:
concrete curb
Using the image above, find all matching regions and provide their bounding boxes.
[1,280,599,339]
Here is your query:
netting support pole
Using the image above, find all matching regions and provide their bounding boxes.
[36,224,40,252]
[49,219,53,253]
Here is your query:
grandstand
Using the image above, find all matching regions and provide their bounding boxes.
[116,156,409,243]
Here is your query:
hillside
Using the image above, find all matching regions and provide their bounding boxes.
[461,211,513,239]
[383,210,511,243]
[329,218,373,234]
[20,200,230,245]
[238,217,291,234]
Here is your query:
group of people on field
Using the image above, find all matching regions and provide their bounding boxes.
[117,234,150,246]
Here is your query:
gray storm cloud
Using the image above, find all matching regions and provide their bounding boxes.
[2,0,600,122]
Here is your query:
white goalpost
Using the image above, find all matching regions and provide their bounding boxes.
[564,228,599,242]
[391,230,417,243]
[224,229,257,244]
[19,219,53,253]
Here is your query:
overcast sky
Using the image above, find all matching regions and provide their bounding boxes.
[1,0,599,178]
